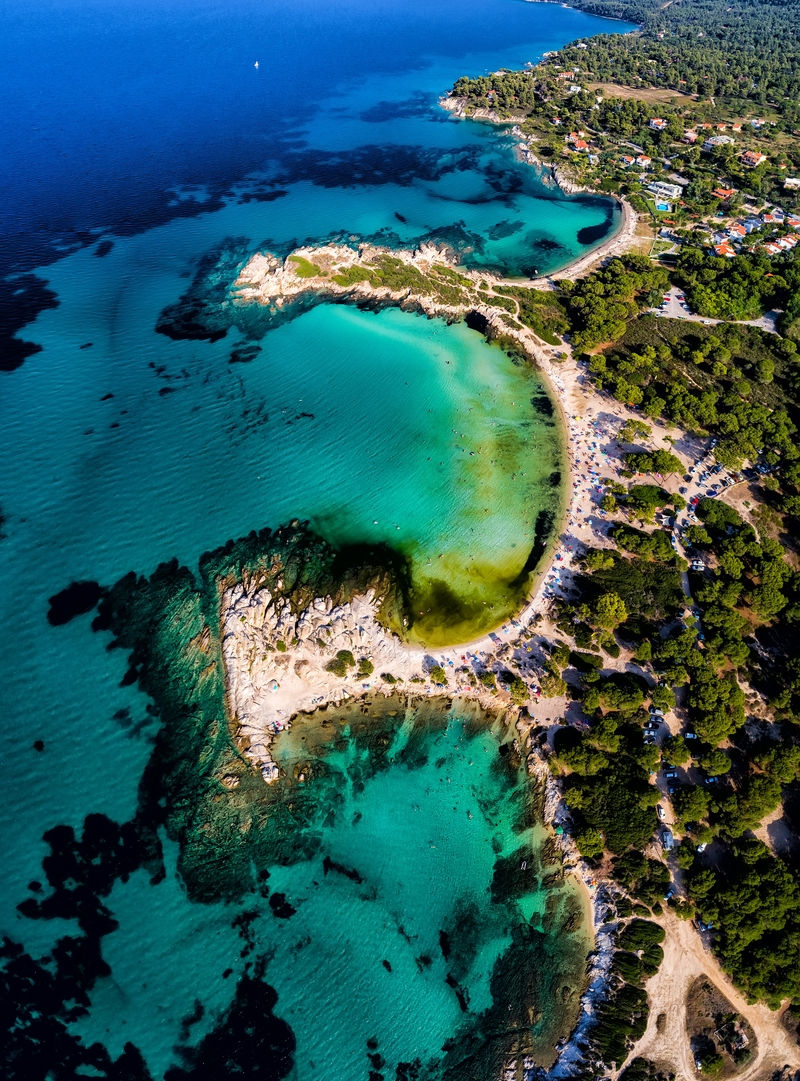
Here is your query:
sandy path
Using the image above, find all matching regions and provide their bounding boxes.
[618,913,800,1080]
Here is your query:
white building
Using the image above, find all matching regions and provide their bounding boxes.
[648,181,684,200]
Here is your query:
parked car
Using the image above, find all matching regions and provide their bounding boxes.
[657,805,666,820]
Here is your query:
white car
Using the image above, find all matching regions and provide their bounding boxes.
[657,805,666,820]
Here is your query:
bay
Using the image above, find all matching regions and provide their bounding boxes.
[0,1,633,1076]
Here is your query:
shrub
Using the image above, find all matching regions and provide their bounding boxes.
[325,649,356,678]
[508,676,529,705]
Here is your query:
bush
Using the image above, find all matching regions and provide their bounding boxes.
[617,919,665,952]
[429,665,448,684]
[325,649,356,677]
[576,827,605,859]
[288,255,321,278]
[508,676,529,705]
[570,650,604,672]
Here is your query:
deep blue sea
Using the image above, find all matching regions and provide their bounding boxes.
[0,2,632,1078]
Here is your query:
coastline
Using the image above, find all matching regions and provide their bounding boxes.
[439,92,638,281]
[218,81,649,1077]
[223,74,651,820]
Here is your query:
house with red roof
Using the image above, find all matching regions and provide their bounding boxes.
[740,150,767,168]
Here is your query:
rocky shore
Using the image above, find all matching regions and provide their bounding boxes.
[440,94,588,192]
[220,578,509,783]
[229,239,563,365]
[439,94,530,126]
[232,241,477,315]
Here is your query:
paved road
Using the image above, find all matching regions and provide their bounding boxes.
[650,286,780,334]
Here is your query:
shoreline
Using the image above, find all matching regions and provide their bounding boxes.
[439,92,639,280]
[224,77,650,794]
[220,81,649,1076]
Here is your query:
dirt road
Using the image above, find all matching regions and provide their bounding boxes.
[617,913,800,1081]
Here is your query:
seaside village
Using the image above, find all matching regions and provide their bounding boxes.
[475,49,800,263]
[568,122,800,260]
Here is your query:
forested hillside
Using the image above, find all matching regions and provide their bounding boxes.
[562,0,800,121]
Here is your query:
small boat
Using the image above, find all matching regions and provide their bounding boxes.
[254,60,259,69]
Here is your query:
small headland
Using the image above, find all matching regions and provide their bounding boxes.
[46,519,608,1076]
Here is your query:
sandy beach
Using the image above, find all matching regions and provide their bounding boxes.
[219,326,685,778]
[549,196,639,280]
[218,174,800,1081]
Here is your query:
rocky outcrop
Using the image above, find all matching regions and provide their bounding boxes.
[231,240,477,315]
[439,95,529,126]
[221,584,408,782]
[550,166,589,195]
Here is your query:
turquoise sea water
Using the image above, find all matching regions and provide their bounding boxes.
[0,1,633,1076]
[72,703,590,1080]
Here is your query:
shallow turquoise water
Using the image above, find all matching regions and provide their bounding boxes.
[72,703,590,1080]
[0,1,629,1075]
[0,266,560,648]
